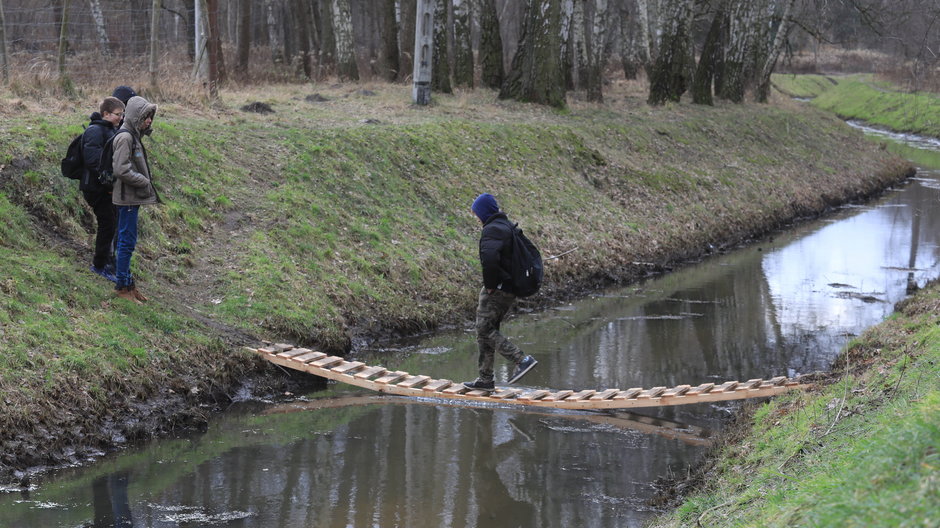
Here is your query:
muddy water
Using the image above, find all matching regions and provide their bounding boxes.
[3,128,940,528]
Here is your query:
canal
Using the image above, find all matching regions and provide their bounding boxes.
[3,123,939,527]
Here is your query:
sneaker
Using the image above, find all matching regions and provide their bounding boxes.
[91,264,117,283]
[507,355,538,384]
[462,378,496,392]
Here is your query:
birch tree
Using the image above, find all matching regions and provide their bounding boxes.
[500,0,566,108]
[318,0,336,75]
[755,0,797,102]
[431,0,451,93]
[647,0,695,105]
[635,0,652,69]
[569,0,586,90]
[618,0,641,79]
[453,0,473,87]
[332,0,358,80]
[478,0,504,89]
[265,0,284,64]
[88,0,110,56]
[235,0,250,76]
[719,0,761,102]
[585,0,609,101]
[691,0,725,105]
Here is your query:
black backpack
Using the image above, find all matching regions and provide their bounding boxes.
[60,131,84,180]
[97,129,131,186]
[509,223,543,297]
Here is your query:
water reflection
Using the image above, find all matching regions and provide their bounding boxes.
[3,128,940,527]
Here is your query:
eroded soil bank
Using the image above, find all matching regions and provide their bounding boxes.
[0,84,911,484]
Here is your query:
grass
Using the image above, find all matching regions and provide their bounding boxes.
[771,74,838,99]
[0,80,911,480]
[648,281,940,528]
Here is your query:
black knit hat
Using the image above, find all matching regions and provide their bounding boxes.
[112,86,137,105]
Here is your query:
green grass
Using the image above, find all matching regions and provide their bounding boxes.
[771,74,838,99]
[650,282,940,528]
[810,75,940,137]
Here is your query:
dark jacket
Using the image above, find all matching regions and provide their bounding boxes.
[112,96,159,206]
[79,113,117,193]
[479,212,516,293]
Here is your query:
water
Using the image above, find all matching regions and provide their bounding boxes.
[3,126,940,528]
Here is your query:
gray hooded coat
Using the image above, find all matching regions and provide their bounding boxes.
[112,96,160,206]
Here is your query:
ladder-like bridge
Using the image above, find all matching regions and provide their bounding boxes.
[252,344,806,410]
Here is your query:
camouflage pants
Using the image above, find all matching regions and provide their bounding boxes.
[476,287,524,381]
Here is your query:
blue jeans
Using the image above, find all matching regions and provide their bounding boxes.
[114,205,139,288]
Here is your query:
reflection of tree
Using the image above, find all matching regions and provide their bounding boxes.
[92,472,132,528]
[472,411,538,528]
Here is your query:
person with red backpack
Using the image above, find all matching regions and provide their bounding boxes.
[81,96,125,282]
[463,193,538,391]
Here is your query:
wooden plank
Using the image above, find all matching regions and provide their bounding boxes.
[737,379,763,391]
[272,343,294,352]
[518,390,550,401]
[354,366,387,380]
[686,383,715,396]
[543,390,574,402]
[712,381,739,393]
[661,385,691,398]
[769,376,787,386]
[332,361,365,374]
[637,387,667,399]
[441,384,470,395]
[565,390,596,401]
[374,371,409,385]
[491,389,522,399]
[422,379,453,392]
[589,389,620,401]
[397,375,431,389]
[613,388,644,400]
[277,348,312,359]
[309,355,344,368]
[292,351,326,363]
[258,346,277,355]
[466,389,493,397]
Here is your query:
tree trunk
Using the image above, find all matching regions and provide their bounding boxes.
[635,0,652,69]
[585,0,609,102]
[478,0,503,89]
[431,0,451,93]
[193,0,208,80]
[57,0,70,79]
[691,1,724,105]
[569,0,585,90]
[453,0,473,87]
[293,0,312,78]
[499,0,566,108]
[413,0,435,104]
[265,0,284,64]
[88,0,110,56]
[318,0,336,76]
[399,0,416,82]
[718,0,759,103]
[235,0,250,76]
[0,0,9,83]
[206,0,221,97]
[647,0,694,105]
[332,0,358,80]
[149,0,161,89]
[755,0,796,103]
[618,0,640,80]
[379,0,400,81]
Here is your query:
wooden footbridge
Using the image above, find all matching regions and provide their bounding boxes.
[252,344,807,410]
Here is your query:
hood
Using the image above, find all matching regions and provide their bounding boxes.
[123,96,157,136]
[472,193,500,224]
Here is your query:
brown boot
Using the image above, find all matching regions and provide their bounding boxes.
[131,286,149,303]
[115,286,142,304]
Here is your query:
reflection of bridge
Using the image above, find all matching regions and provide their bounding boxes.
[253,344,807,410]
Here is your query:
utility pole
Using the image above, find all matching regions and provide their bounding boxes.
[412,0,434,105]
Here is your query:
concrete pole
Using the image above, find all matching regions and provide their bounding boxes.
[412,0,435,105]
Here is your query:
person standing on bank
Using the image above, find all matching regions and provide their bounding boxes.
[463,193,538,391]
[112,95,159,303]
[81,96,125,282]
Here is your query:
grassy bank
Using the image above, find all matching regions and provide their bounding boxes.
[0,81,909,480]
[648,279,940,527]
[773,73,940,137]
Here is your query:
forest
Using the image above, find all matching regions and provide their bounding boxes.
[0,0,937,106]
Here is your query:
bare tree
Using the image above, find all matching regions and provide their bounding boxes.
[318,0,336,76]
[379,0,400,81]
[500,0,566,108]
[332,0,358,79]
[399,0,417,82]
[431,0,451,93]
[719,0,760,102]
[647,0,695,105]
[0,0,8,83]
[691,0,725,105]
[206,0,221,97]
[293,0,312,78]
[585,0,609,101]
[569,0,586,90]
[478,0,504,89]
[235,0,250,76]
[454,0,473,87]
[88,0,110,56]
[57,0,71,82]
[265,0,284,64]
[755,0,797,102]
